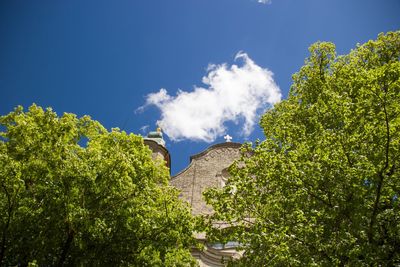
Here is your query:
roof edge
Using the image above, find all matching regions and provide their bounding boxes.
[171,142,242,180]
[190,142,242,161]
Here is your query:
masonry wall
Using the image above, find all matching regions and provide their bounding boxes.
[170,142,242,215]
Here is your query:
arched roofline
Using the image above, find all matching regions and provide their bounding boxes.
[171,142,242,179]
[190,142,242,161]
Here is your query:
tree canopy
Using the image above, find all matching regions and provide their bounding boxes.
[204,31,400,266]
[0,105,197,266]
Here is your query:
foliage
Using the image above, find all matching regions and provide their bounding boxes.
[204,31,400,266]
[0,105,197,266]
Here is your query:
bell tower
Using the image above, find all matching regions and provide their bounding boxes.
[143,128,171,170]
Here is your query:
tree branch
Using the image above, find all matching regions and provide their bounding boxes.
[368,83,391,243]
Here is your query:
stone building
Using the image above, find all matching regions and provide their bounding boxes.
[144,129,242,267]
[143,128,171,170]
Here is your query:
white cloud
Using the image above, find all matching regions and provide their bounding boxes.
[143,52,281,142]
[257,0,271,4]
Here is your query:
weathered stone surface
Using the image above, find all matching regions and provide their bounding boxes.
[144,139,171,170]
[170,142,242,215]
[145,140,243,266]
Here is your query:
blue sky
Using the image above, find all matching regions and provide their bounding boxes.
[1,0,399,175]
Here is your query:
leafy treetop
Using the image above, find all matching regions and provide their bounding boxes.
[0,104,198,266]
[204,31,400,266]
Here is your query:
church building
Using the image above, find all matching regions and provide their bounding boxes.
[144,129,242,267]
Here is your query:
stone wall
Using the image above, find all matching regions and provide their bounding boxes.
[144,139,171,170]
[171,142,243,266]
[170,142,242,215]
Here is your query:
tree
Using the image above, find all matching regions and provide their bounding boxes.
[0,104,197,266]
[204,31,400,266]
